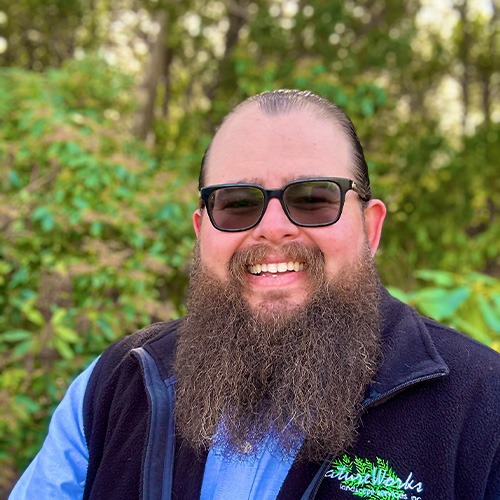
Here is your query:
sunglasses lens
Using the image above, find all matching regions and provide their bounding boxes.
[284,181,342,226]
[208,186,264,230]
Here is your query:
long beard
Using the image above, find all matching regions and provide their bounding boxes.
[174,242,382,462]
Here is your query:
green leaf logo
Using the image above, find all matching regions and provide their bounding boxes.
[325,454,424,498]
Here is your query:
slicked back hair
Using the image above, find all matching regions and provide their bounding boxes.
[198,89,372,201]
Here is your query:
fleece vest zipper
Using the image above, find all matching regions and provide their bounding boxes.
[132,347,176,500]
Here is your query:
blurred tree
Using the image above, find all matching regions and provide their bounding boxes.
[0,0,93,69]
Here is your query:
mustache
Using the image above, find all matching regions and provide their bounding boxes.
[228,242,325,281]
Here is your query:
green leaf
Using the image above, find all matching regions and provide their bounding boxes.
[411,287,470,320]
[452,318,492,345]
[24,307,45,326]
[294,76,309,88]
[51,308,66,325]
[311,64,327,75]
[96,317,116,341]
[8,170,22,188]
[477,297,500,333]
[415,269,456,287]
[90,221,102,237]
[54,326,79,343]
[360,98,374,116]
[235,59,247,76]
[9,267,29,288]
[53,338,74,360]
[12,340,34,358]
[0,260,13,274]
[15,394,42,414]
[386,286,409,302]
[0,330,32,342]
[32,206,55,232]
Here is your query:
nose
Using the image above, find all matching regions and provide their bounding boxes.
[251,198,300,242]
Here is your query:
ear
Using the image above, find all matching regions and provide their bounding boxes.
[192,208,202,237]
[363,199,386,255]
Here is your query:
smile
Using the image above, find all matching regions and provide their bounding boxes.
[247,261,305,275]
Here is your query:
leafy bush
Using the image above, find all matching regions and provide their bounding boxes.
[0,56,197,487]
[389,270,500,351]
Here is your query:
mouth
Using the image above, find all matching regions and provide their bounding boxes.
[247,261,305,276]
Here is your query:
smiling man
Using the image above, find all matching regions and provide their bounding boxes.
[11,90,500,499]
[174,94,386,465]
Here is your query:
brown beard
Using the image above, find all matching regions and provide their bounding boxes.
[174,241,382,462]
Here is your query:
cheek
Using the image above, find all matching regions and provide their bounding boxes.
[313,221,368,275]
[198,225,244,280]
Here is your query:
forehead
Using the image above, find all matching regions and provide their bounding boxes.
[205,106,353,186]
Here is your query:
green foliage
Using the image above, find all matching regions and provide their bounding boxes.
[376,120,499,287]
[389,271,500,351]
[0,56,197,481]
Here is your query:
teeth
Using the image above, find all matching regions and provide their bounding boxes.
[247,261,304,275]
[267,263,278,273]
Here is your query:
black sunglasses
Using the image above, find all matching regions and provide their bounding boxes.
[199,177,369,232]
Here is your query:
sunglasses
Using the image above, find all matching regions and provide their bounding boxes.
[200,177,369,232]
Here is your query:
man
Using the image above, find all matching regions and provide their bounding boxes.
[11,90,500,499]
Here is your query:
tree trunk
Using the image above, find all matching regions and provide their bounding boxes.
[161,47,174,120]
[456,0,470,132]
[205,0,251,105]
[481,2,498,125]
[134,10,168,141]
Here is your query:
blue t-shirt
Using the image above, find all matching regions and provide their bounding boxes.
[10,360,299,499]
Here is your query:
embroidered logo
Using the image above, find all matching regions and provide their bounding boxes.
[325,454,424,499]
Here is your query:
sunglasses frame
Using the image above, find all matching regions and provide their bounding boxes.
[199,177,370,232]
